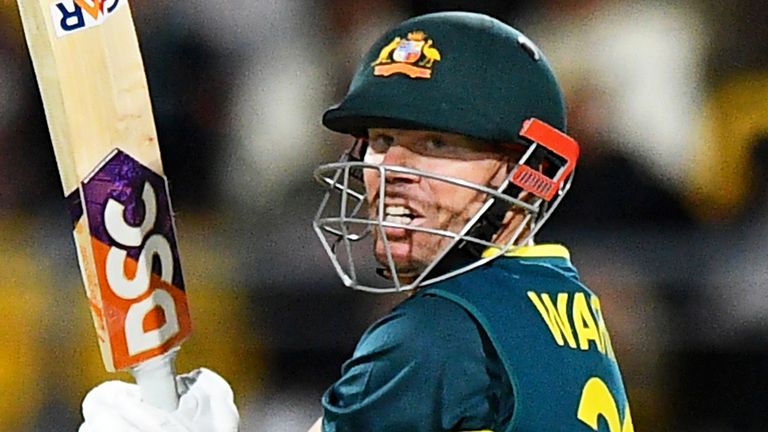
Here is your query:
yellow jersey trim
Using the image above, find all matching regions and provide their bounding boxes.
[481,244,570,260]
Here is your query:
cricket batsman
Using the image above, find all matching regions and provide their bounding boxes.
[79,11,634,432]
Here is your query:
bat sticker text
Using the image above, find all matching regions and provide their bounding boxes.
[51,0,125,37]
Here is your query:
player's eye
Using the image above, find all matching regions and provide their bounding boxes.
[368,134,394,153]
[425,138,446,150]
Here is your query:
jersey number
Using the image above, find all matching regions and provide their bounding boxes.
[576,377,634,432]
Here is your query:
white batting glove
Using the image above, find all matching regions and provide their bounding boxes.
[79,368,239,432]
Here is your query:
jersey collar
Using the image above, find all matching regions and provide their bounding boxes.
[481,244,571,260]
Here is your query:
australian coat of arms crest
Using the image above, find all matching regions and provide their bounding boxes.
[371,31,441,79]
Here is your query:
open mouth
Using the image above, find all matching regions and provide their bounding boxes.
[383,205,419,225]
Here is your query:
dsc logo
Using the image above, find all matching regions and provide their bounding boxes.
[51,0,125,37]
[104,182,180,357]
[81,150,191,371]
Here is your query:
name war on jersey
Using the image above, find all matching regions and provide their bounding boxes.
[527,291,615,360]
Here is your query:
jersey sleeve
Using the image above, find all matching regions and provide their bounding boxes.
[321,294,505,432]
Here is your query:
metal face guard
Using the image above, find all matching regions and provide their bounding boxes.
[313,118,579,293]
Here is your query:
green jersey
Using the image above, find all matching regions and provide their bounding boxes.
[322,245,633,432]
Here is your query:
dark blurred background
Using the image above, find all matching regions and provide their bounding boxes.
[2,0,767,430]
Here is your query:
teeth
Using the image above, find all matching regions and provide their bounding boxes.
[385,205,413,216]
[382,205,416,225]
[384,215,413,225]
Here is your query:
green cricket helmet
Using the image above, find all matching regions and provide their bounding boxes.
[323,11,566,140]
[314,11,580,293]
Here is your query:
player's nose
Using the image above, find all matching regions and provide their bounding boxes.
[382,144,420,183]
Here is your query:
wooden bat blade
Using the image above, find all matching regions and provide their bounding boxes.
[17,0,192,411]
[18,0,162,191]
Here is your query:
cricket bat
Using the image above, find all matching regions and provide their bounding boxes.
[17,0,192,411]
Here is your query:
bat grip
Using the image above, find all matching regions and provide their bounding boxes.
[131,348,180,412]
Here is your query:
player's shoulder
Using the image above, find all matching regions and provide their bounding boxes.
[355,293,485,360]
[381,291,480,333]
[483,253,585,292]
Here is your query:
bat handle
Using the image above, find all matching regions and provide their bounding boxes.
[131,348,180,412]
